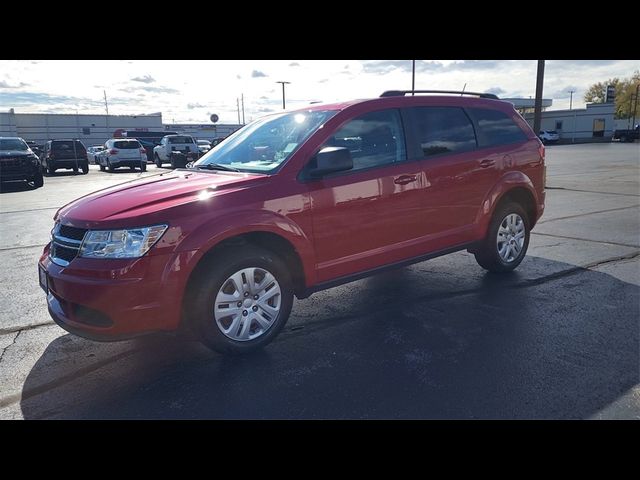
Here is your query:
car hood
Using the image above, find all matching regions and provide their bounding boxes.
[56,169,269,227]
[0,150,35,158]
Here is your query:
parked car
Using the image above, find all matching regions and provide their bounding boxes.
[210,136,227,147]
[153,134,199,168]
[197,139,211,154]
[538,130,559,144]
[39,90,545,355]
[87,145,106,164]
[40,139,89,175]
[612,125,639,143]
[99,138,147,172]
[25,141,43,158]
[0,137,44,188]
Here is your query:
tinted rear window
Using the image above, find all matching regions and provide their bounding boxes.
[52,140,86,151]
[406,106,477,157]
[113,140,141,149]
[467,109,527,147]
[168,136,194,144]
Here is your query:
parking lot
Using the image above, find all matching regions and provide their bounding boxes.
[0,143,638,419]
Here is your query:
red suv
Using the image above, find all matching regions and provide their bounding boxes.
[38,90,545,354]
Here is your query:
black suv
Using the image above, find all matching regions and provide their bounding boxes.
[41,139,89,175]
[0,137,44,188]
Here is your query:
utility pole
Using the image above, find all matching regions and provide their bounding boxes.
[103,90,109,116]
[276,81,290,110]
[632,83,639,131]
[568,89,575,110]
[533,60,545,135]
[237,97,241,124]
[411,60,415,95]
[241,93,245,125]
[104,89,109,135]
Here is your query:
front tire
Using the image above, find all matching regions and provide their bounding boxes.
[155,153,162,168]
[140,162,147,172]
[186,246,294,355]
[81,163,89,174]
[474,201,530,273]
[32,171,44,188]
[107,160,115,172]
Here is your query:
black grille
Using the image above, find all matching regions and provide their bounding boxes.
[0,158,26,175]
[51,243,78,263]
[59,224,87,241]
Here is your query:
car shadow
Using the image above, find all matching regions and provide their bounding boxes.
[0,181,41,193]
[19,255,639,419]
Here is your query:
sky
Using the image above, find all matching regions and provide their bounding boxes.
[0,60,638,124]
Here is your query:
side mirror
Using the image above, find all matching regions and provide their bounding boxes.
[309,146,353,177]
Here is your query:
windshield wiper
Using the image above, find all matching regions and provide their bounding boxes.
[195,163,240,172]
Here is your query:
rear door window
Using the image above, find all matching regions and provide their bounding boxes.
[405,107,477,157]
[467,108,528,147]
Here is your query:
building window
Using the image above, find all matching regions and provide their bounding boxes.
[82,127,91,135]
[593,119,605,137]
[555,121,563,130]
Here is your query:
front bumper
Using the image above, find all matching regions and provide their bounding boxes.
[39,244,187,341]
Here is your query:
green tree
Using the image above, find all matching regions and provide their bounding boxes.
[584,72,640,119]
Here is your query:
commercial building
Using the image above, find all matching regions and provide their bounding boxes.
[523,103,618,141]
[0,109,242,146]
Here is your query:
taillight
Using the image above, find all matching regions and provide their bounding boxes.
[109,149,118,155]
[538,143,545,162]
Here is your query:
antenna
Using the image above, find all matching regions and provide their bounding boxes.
[461,83,467,96]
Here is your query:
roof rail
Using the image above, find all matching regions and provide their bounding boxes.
[380,90,499,100]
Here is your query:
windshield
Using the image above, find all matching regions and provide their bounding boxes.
[168,136,195,144]
[0,138,29,151]
[114,140,141,149]
[194,110,337,173]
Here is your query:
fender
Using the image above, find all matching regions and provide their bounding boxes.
[169,208,317,288]
[472,170,540,239]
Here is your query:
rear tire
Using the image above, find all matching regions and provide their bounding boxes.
[47,163,56,175]
[81,164,89,174]
[99,163,105,172]
[186,246,294,355]
[155,154,162,168]
[474,201,530,273]
[140,162,147,172]
[107,160,115,173]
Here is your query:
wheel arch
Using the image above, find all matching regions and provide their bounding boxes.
[474,171,540,239]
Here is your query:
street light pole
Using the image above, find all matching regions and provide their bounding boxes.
[568,89,575,110]
[276,81,291,110]
[632,83,639,131]
[533,60,545,135]
[411,60,415,95]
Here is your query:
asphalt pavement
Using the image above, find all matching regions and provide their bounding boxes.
[0,144,638,419]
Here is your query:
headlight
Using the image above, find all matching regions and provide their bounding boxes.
[79,225,168,259]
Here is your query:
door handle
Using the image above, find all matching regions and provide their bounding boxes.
[479,159,495,168]
[394,174,417,185]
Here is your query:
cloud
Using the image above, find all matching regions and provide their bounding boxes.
[131,74,155,83]
[0,80,28,88]
[486,87,506,95]
[119,85,179,94]
[289,62,300,67]
[318,79,329,83]
[252,70,267,78]
[361,59,501,74]
[187,102,208,109]
[256,107,275,113]
[236,74,242,79]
